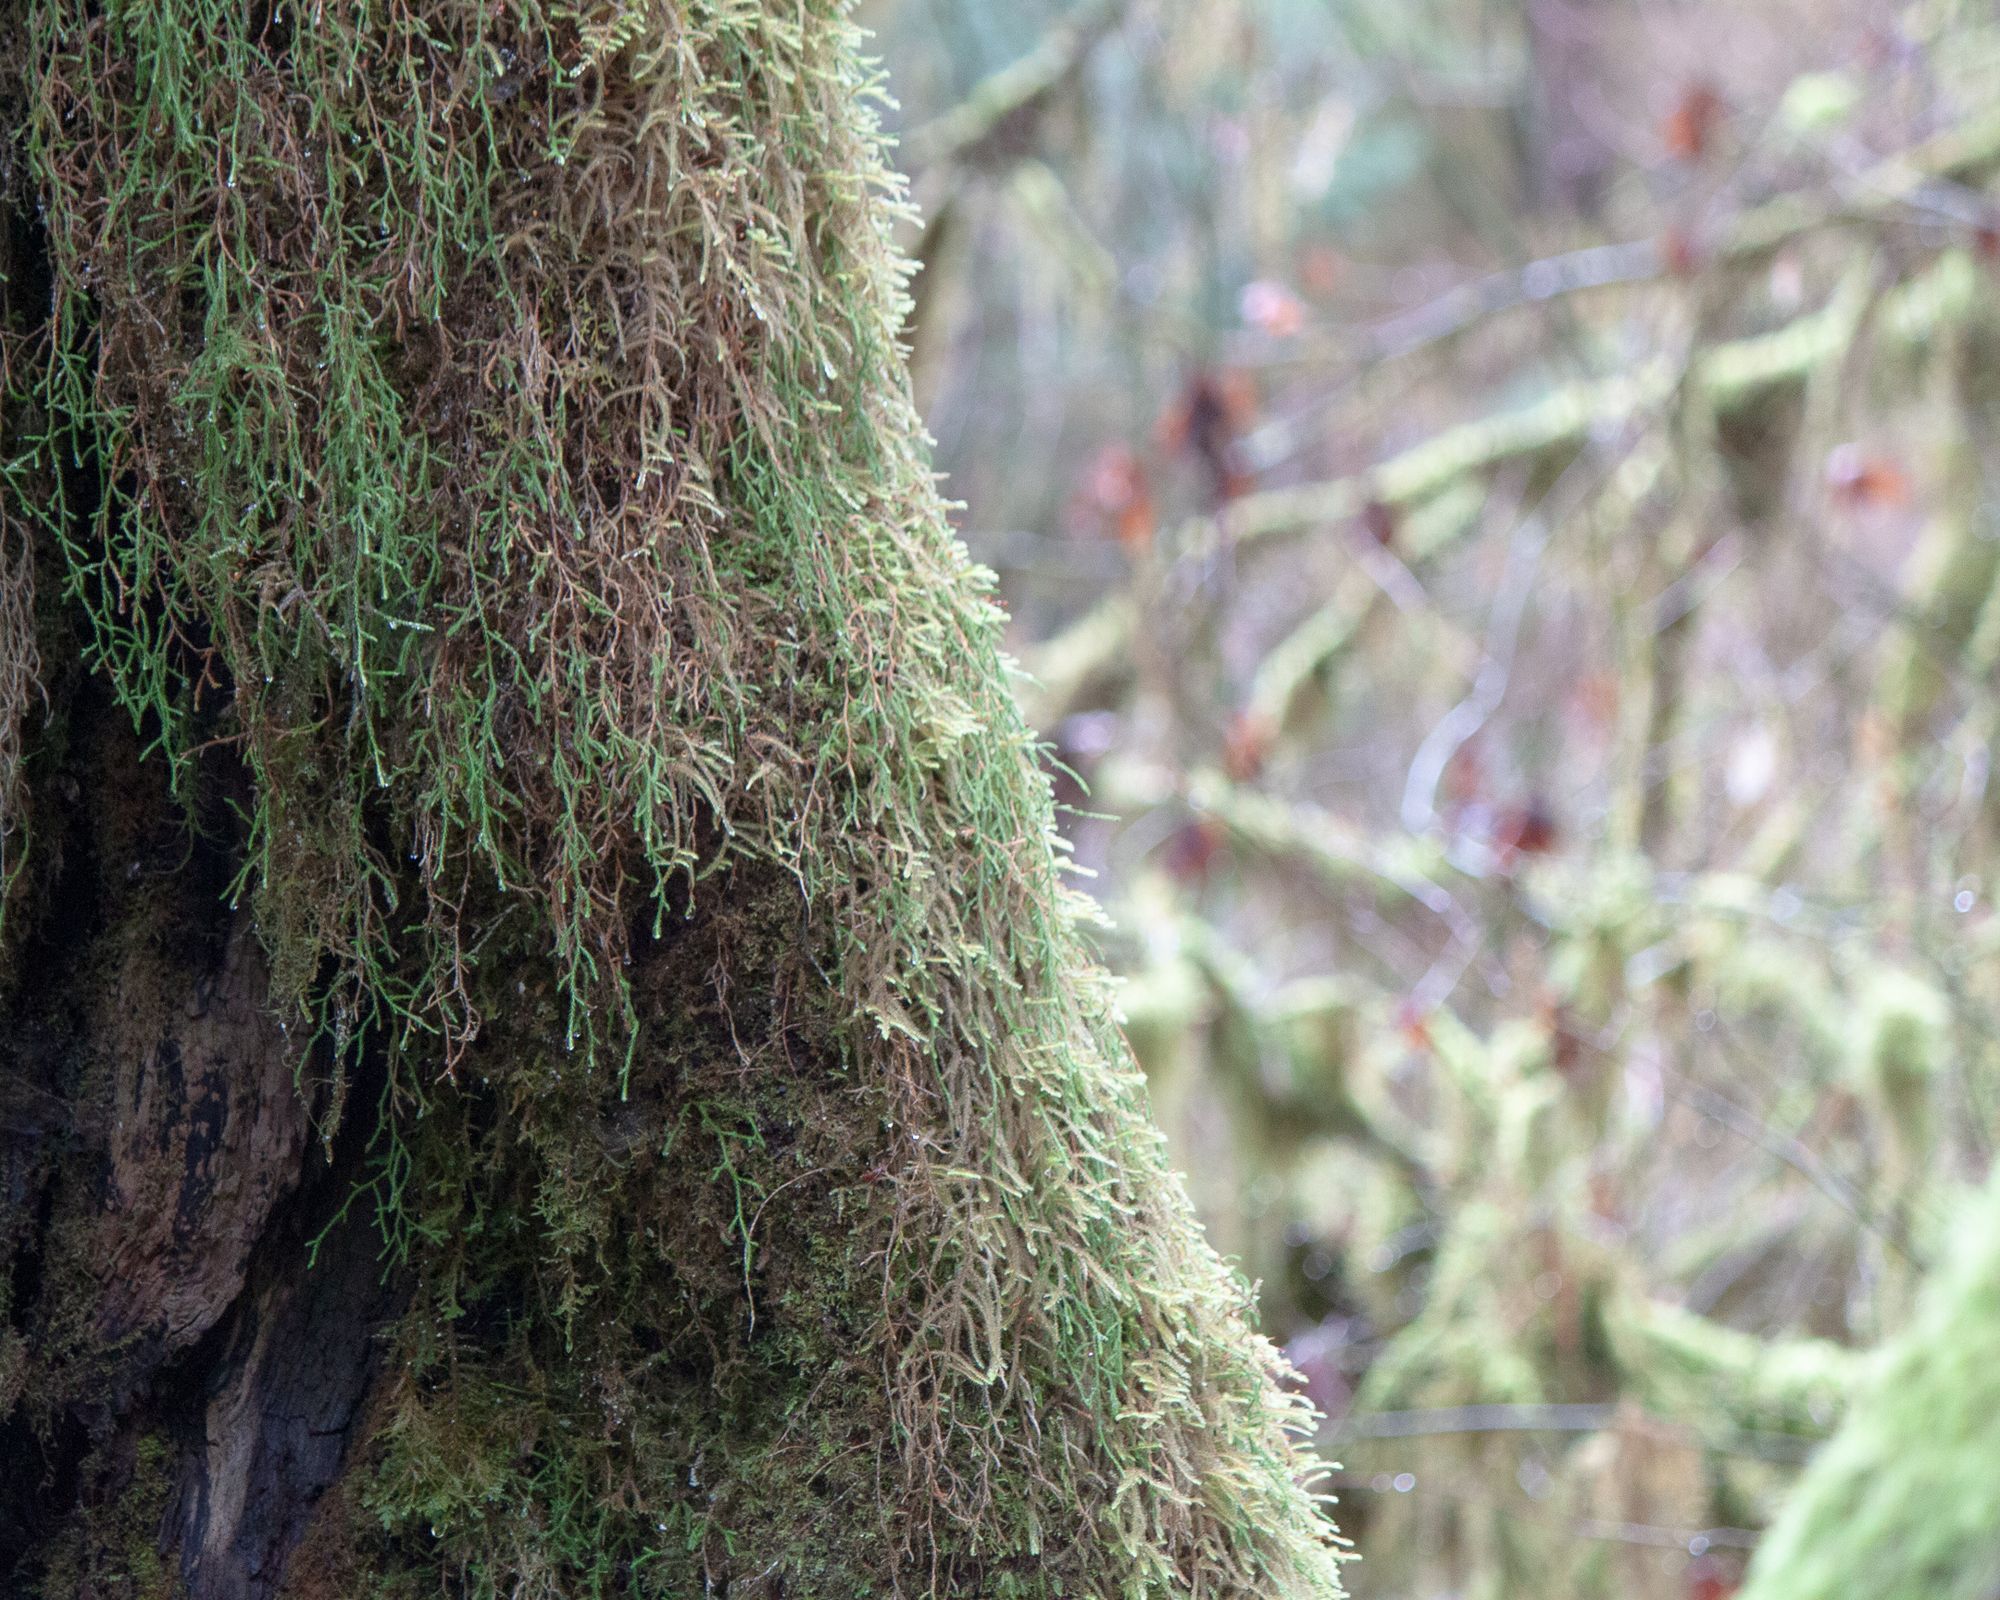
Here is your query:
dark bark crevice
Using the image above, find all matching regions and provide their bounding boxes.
[160,1048,403,1600]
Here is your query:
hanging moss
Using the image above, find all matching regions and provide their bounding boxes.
[0,2,1344,1594]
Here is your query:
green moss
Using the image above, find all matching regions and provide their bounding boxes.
[1605,1298,1857,1442]
[34,1432,179,1600]
[0,1,1342,1592]
[1848,969,1948,1198]
[1738,1172,2000,1600]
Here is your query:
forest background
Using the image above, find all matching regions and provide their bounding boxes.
[860,0,2000,1594]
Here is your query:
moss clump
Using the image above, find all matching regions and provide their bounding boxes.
[32,1432,178,1600]
[1737,1171,2000,1600]
[0,1,1343,1593]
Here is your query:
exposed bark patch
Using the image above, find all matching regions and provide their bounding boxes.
[93,921,309,1357]
[1,699,401,1598]
[166,1112,402,1600]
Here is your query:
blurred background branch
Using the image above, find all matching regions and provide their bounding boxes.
[864,0,2000,1592]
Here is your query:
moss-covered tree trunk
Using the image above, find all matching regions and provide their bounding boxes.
[0,4,1342,1596]
[1737,1169,2000,1600]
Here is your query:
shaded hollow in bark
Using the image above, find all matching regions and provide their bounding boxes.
[0,682,403,1598]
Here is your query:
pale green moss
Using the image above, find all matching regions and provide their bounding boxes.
[1738,1172,2000,1600]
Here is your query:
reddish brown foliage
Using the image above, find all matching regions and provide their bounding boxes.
[1825,443,1913,510]
[1077,443,1159,550]
[1223,708,1279,783]
[1158,369,1258,504]
[1662,82,1725,162]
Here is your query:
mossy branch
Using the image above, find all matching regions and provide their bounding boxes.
[1026,193,1987,731]
[903,0,1127,176]
[1738,1173,2000,1600]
